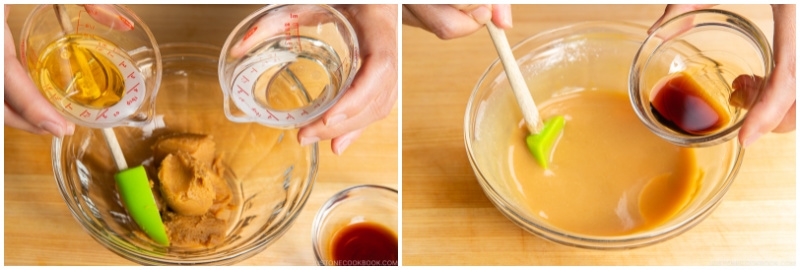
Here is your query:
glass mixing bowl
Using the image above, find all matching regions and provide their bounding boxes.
[464,22,743,249]
[52,43,317,265]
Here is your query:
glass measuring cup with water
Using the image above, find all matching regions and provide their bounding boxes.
[20,4,161,129]
[219,4,359,129]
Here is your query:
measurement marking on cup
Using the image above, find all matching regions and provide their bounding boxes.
[267,110,278,121]
[125,95,138,106]
[76,10,83,33]
[95,108,110,121]
[285,13,301,51]
[236,85,249,96]
[76,10,97,33]
[126,82,140,94]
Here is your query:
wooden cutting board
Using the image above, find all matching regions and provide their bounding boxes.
[402,4,795,266]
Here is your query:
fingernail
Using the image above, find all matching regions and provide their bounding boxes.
[470,6,491,25]
[119,15,134,30]
[324,114,347,126]
[742,132,763,148]
[243,26,258,42]
[39,121,64,138]
[648,15,666,34]
[300,136,319,146]
[729,89,745,108]
[65,123,75,136]
[334,138,353,156]
[502,15,512,28]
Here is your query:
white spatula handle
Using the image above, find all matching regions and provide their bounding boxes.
[486,22,543,134]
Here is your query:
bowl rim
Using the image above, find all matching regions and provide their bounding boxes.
[463,20,745,249]
[51,42,319,265]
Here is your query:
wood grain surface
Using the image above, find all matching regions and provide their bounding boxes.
[3,4,397,266]
[402,4,795,266]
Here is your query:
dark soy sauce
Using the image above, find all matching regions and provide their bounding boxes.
[650,72,730,135]
[330,222,398,266]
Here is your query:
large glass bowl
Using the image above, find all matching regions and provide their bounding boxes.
[52,43,317,265]
[464,22,743,249]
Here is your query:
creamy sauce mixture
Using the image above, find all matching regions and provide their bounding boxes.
[508,90,701,236]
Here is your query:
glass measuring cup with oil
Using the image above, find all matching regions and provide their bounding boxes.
[20,4,161,128]
[219,4,359,129]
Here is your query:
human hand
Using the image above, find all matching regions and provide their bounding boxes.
[402,4,512,40]
[4,4,135,137]
[650,4,796,147]
[298,4,398,155]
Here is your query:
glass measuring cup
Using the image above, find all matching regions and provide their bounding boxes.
[629,9,773,147]
[20,4,161,129]
[219,4,359,129]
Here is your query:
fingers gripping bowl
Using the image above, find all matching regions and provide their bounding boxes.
[53,44,317,265]
[464,22,743,249]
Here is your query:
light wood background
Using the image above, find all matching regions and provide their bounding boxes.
[3,4,397,266]
[402,4,795,266]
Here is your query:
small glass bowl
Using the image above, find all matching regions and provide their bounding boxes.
[311,185,398,266]
[630,9,773,147]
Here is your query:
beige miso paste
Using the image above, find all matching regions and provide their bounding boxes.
[507,90,702,236]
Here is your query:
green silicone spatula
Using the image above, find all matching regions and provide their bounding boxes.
[54,5,168,246]
[101,128,169,246]
[486,22,565,169]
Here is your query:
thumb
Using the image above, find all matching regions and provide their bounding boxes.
[82,4,135,31]
[450,4,492,26]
